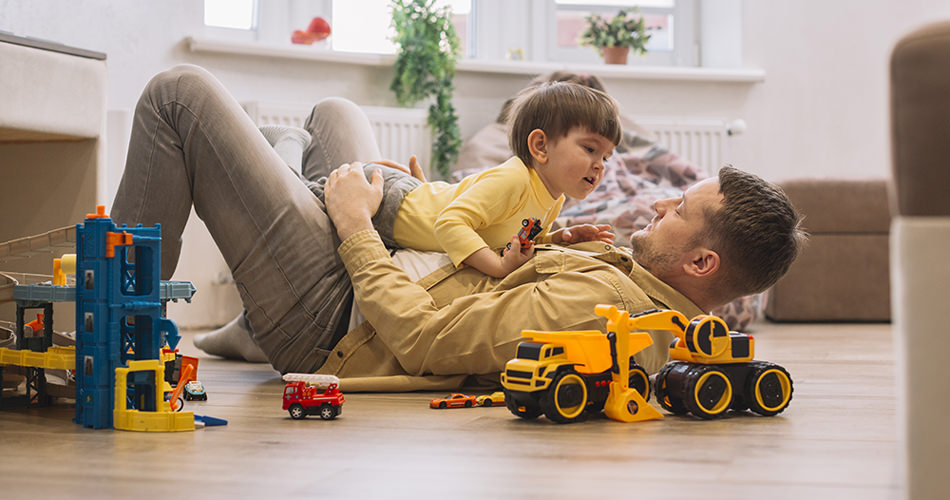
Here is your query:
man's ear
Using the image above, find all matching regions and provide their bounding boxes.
[682,248,720,278]
[527,129,548,165]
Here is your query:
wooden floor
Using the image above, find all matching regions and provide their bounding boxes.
[0,321,899,499]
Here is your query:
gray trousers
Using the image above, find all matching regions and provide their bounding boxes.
[111,64,389,373]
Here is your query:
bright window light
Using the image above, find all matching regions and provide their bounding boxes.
[555,0,674,7]
[332,0,396,53]
[204,0,257,30]
[332,0,470,54]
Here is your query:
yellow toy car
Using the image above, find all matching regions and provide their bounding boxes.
[475,391,505,407]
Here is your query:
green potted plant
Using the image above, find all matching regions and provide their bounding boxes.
[579,8,651,65]
[390,0,461,179]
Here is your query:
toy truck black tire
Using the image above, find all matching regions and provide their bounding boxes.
[746,362,793,416]
[539,370,590,424]
[503,389,542,419]
[654,362,689,415]
[654,360,793,419]
[319,403,339,420]
[684,366,733,419]
[289,403,307,420]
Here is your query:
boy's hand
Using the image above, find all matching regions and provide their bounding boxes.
[462,235,535,278]
[552,224,615,245]
[371,155,427,182]
[499,234,536,273]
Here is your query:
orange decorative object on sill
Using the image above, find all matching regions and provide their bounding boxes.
[601,46,629,65]
[292,16,331,45]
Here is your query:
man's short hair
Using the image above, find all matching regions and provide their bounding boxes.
[507,81,622,166]
[703,166,807,297]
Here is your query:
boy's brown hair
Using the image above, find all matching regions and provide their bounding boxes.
[507,81,622,166]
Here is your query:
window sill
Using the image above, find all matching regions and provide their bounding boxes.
[185,37,765,84]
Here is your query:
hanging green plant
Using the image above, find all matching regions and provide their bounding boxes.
[390,0,461,179]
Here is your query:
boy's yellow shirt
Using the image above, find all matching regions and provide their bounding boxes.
[393,156,565,267]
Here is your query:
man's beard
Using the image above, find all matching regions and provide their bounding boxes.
[629,232,679,278]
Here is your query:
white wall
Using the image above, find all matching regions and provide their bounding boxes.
[3,0,950,326]
[7,1,949,179]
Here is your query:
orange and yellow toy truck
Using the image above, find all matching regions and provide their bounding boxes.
[653,313,793,419]
[500,305,664,424]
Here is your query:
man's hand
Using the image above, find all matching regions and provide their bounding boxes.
[371,155,427,182]
[551,224,615,245]
[324,162,384,241]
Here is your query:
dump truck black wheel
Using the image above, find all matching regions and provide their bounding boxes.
[540,370,589,424]
[628,361,651,401]
[505,393,542,419]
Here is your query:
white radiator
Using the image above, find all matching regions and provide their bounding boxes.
[244,101,740,177]
[639,117,742,173]
[243,101,432,178]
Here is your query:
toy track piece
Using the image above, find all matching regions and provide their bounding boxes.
[746,362,793,416]
[654,362,688,415]
[628,361,651,401]
[684,365,733,419]
[540,370,589,424]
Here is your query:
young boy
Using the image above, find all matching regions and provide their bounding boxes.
[319,81,622,278]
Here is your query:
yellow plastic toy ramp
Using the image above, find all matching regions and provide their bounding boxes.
[519,330,612,374]
[113,360,195,432]
[0,345,74,370]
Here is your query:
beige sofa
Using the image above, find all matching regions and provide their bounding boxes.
[890,20,950,500]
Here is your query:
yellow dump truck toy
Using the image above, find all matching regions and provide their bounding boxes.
[500,305,670,424]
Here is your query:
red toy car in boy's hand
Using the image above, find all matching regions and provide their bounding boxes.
[505,217,544,252]
[429,393,478,409]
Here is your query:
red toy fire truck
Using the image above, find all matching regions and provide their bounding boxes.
[281,373,345,420]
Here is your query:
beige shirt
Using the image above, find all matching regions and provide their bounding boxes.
[319,230,705,392]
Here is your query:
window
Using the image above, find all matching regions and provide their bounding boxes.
[201,0,704,67]
[547,1,685,66]
[331,0,471,55]
[205,0,258,30]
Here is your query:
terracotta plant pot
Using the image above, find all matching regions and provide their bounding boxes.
[601,46,629,65]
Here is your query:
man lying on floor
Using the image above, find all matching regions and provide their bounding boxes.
[114,65,804,391]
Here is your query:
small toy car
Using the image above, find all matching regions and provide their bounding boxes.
[506,217,544,251]
[476,391,506,407]
[429,393,477,409]
[183,380,207,401]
